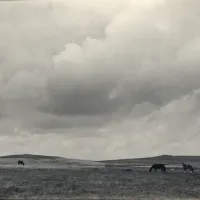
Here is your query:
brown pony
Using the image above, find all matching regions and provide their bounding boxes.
[18,160,25,166]
[149,164,166,173]
[182,163,194,173]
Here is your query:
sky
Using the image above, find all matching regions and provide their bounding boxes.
[0,0,200,160]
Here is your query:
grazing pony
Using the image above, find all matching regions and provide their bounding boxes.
[182,163,194,173]
[149,164,166,173]
[18,160,25,166]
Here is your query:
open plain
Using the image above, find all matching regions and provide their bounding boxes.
[0,155,200,199]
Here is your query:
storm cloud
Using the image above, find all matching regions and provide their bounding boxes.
[1,0,200,159]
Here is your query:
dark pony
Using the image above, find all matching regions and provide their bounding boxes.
[18,160,25,166]
[149,164,166,173]
[182,163,194,173]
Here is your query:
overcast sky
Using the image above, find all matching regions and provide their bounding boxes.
[1,0,200,160]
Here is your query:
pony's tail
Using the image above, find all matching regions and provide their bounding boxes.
[149,167,153,172]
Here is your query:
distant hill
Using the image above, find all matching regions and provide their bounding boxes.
[0,154,61,159]
[99,155,200,167]
[100,155,200,162]
[1,154,200,168]
[0,154,105,168]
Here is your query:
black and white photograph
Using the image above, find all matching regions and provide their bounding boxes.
[0,0,200,199]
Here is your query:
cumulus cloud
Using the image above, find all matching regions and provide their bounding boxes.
[42,0,200,118]
[1,0,200,159]
[1,89,200,160]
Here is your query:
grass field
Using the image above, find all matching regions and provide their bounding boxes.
[0,154,200,199]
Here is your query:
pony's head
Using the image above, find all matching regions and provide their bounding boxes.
[149,165,153,172]
[182,163,186,167]
[182,163,187,171]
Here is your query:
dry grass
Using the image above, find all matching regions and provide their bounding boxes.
[0,166,199,199]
